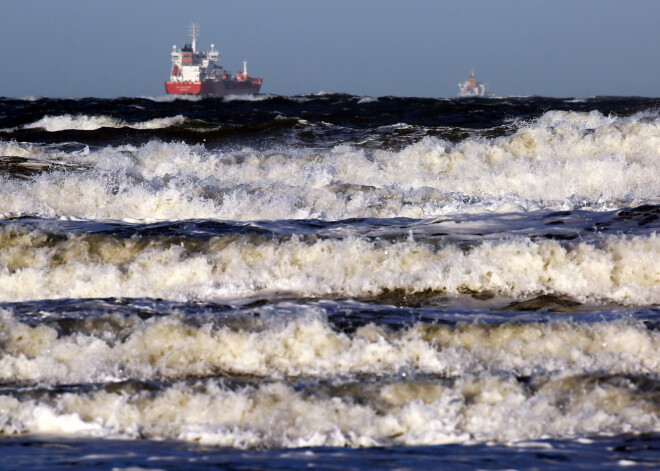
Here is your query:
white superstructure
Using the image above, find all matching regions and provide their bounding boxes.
[169,24,220,83]
[458,69,493,97]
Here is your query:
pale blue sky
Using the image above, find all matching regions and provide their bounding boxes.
[1,0,659,98]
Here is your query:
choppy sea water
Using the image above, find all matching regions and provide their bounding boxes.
[0,93,659,470]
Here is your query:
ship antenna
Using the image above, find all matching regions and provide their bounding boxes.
[189,23,199,52]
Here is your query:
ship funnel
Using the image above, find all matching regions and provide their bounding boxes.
[243,60,248,76]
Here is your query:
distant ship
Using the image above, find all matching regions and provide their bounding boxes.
[458,69,493,97]
[165,24,262,96]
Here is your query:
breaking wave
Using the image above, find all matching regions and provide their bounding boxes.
[2,95,660,460]
[1,109,659,220]
[1,307,659,447]
[19,114,188,132]
[0,226,657,305]
[1,308,658,383]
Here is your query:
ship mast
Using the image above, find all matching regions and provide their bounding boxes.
[189,23,199,53]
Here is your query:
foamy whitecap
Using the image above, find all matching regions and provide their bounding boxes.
[0,141,41,158]
[0,307,658,384]
[0,372,658,446]
[140,94,203,102]
[20,114,188,132]
[222,94,275,102]
[4,94,660,462]
[0,227,657,305]
[2,110,659,220]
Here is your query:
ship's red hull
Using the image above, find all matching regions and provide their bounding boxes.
[165,78,262,96]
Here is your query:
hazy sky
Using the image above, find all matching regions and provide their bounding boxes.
[2,0,659,98]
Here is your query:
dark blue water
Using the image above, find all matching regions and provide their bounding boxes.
[2,434,660,470]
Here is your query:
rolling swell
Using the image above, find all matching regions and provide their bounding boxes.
[3,95,660,148]
[0,212,657,306]
[0,94,659,462]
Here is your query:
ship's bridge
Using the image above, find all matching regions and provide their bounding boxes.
[170,43,220,82]
[169,24,220,83]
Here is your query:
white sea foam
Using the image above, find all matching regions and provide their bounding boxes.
[0,372,658,446]
[3,103,658,454]
[0,306,659,384]
[20,114,187,132]
[0,227,657,304]
[222,94,275,102]
[2,110,659,220]
[0,141,41,158]
[141,94,203,102]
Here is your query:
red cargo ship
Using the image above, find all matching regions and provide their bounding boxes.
[165,24,262,96]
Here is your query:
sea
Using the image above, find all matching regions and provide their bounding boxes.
[0,93,659,470]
